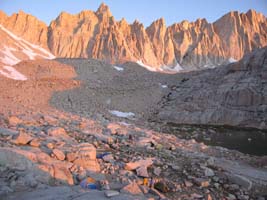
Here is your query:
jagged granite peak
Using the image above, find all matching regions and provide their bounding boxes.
[146,17,166,33]
[246,9,266,24]
[0,10,48,49]
[53,10,98,26]
[120,17,127,23]
[54,11,73,25]
[0,10,7,23]
[96,2,112,20]
[96,2,111,14]
[213,9,267,60]
[0,6,266,70]
[118,18,129,30]
[146,18,167,62]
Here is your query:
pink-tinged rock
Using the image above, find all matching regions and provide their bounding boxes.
[47,127,72,141]
[136,166,149,177]
[8,116,22,126]
[47,143,54,149]
[14,132,33,145]
[73,158,100,172]
[80,120,103,135]
[206,194,213,200]
[107,123,128,135]
[38,163,74,185]
[73,143,100,172]
[37,152,52,163]
[194,178,210,187]
[53,164,74,185]
[125,158,153,171]
[30,138,41,147]
[47,127,66,136]
[66,152,77,162]
[78,143,96,160]
[121,181,143,196]
[2,6,267,71]
[43,115,58,124]
[52,149,65,161]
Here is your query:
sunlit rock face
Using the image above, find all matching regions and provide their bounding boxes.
[0,10,49,49]
[1,4,267,70]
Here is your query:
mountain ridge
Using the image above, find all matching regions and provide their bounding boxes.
[0,24,55,80]
[0,3,267,70]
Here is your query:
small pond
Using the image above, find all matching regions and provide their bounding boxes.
[161,123,267,156]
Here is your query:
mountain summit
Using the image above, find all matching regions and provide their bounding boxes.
[0,5,267,70]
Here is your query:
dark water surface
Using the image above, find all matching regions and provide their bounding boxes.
[161,123,267,156]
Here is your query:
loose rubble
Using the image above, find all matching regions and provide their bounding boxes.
[1,111,267,200]
[0,58,266,200]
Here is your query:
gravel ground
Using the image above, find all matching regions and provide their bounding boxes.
[51,58,184,122]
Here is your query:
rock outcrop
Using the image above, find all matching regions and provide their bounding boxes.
[0,3,266,70]
[0,10,49,49]
[0,24,55,80]
[156,46,267,129]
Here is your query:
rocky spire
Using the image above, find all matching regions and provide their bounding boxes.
[96,3,112,16]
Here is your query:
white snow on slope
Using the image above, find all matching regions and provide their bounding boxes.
[0,24,55,80]
[0,66,27,80]
[109,110,135,118]
[0,24,55,59]
[228,57,237,63]
[1,46,21,65]
[161,63,184,72]
[113,66,124,71]
[136,60,184,73]
[136,60,158,72]
[159,83,168,88]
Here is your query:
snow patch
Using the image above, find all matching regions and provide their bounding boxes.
[136,60,185,73]
[113,66,124,71]
[160,84,168,88]
[0,24,55,59]
[0,25,57,80]
[0,66,27,80]
[161,63,184,72]
[22,48,37,60]
[26,43,55,59]
[228,57,237,63]
[109,110,135,118]
[118,121,131,126]
[136,60,158,72]
[203,64,216,69]
[0,46,21,65]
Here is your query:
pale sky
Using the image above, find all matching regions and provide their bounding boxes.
[0,0,266,27]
